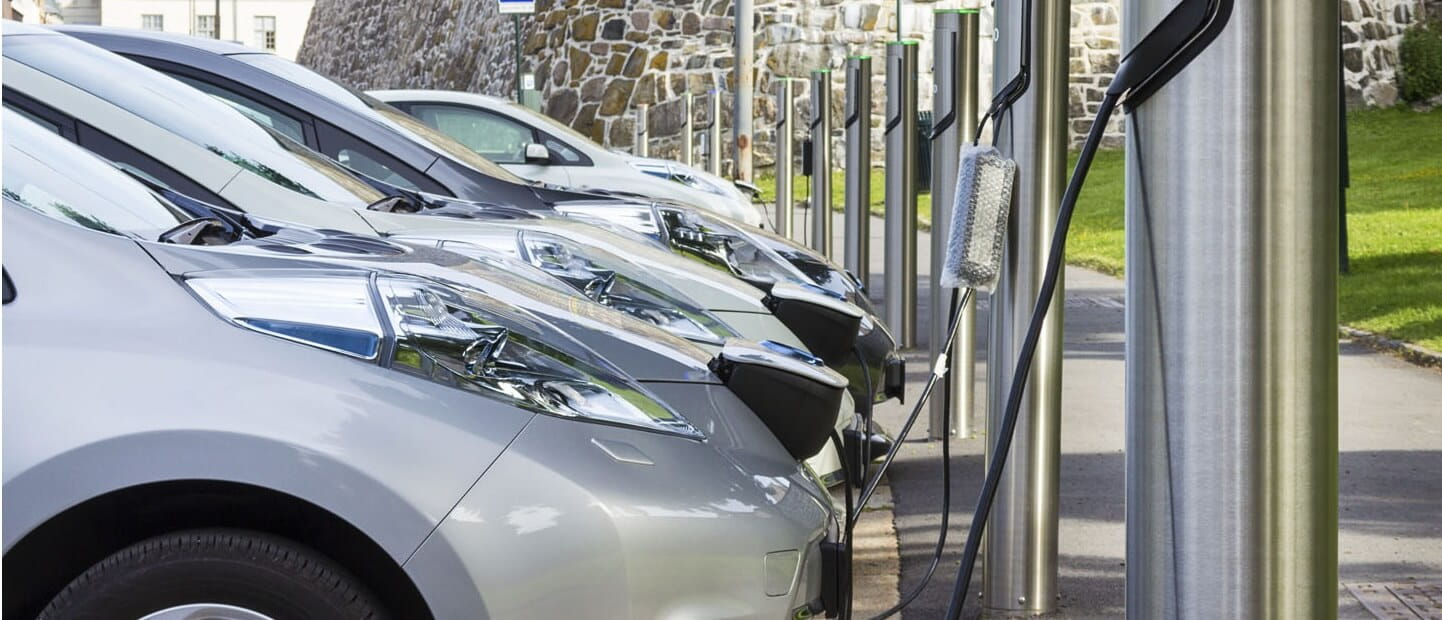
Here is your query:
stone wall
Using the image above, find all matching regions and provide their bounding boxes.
[300,0,1426,169]
[1344,0,1427,107]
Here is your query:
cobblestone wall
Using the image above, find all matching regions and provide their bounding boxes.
[300,0,1425,166]
[1344,0,1426,107]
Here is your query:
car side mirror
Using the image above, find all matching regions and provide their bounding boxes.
[524,143,551,163]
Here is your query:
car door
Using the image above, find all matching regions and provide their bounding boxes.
[153,67,446,194]
[403,103,573,186]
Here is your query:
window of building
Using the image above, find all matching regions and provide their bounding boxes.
[194,14,216,38]
[141,14,164,31]
[254,16,276,51]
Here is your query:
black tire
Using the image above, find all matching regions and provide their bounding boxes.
[38,528,387,620]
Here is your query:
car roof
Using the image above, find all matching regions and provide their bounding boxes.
[52,24,261,56]
[372,89,512,108]
[3,20,65,37]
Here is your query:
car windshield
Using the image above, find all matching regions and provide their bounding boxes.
[229,53,533,186]
[2,108,193,240]
[3,34,385,206]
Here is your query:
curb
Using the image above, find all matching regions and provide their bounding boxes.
[1339,326,1442,370]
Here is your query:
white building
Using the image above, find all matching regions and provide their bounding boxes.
[57,0,314,60]
[6,0,64,23]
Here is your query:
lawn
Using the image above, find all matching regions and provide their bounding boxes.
[754,169,934,227]
[755,107,1442,350]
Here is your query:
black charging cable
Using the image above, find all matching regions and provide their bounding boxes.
[829,430,856,620]
[866,288,962,620]
[852,288,976,522]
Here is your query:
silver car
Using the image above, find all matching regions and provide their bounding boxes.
[371,89,766,228]
[2,149,843,618]
[1,22,869,484]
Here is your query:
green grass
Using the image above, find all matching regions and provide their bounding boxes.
[1063,107,1442,350]
[1335,107,1442,351]
[756,107,1442,350]
[754,169,934,226]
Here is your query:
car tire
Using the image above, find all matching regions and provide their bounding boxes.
[38,528,387,620]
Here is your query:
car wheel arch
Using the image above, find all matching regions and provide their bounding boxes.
[2,479,434,620]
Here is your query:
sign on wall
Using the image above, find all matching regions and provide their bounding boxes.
[497,0,535,14]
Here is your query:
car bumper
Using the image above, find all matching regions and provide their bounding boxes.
[403,383,834,619]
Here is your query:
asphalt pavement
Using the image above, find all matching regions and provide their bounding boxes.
[787,208,1442,618]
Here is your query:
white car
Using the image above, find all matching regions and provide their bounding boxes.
[371,89,769,229]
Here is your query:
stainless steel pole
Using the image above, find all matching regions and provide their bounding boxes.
[983,0,1065,612]
[1125,0,1339,617]
[843,56,872,290]
[708,89,723,176]
[633,103,649,157]
[810,69,834,258]
[928,9,979,440]
[734,0,754,182]
[883,41,918,348]
[682,92,694,166]
[775,78,796,237]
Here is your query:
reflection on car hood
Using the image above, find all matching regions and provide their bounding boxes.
[142,225,718,383]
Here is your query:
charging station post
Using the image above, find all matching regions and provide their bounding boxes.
[775,78,797,238]
[884,40,919,348]
[984,0,1067,612]
[633,104,648,157]
[843,56,871,290]
[810,69,834,258]
[707,89,723,176]
[928,9,980,440]
[733,0,754,182]
[1124,0,1339,616]
[682,93,694,166]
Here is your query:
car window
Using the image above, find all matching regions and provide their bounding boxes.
[337,148,421,190]
[2,108,192,240]
[3,35,383,207]
[408,104,534,164]
[165,71,307,143]
[541,135,586,164]
[7,104,61,134]
[2,269,14,305]
[229,54,535,184]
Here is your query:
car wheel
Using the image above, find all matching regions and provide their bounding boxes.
[38,528,387,620]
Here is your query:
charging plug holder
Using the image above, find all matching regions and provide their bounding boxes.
[710,340,849,461]
[763,282,865,364]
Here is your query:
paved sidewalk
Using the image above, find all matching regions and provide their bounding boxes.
[784,210,1442,618]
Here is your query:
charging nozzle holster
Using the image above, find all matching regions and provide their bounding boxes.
[884,357,906,403]
[820,538,851,617]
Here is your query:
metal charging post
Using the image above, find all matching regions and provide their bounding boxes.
[734,0,754,181]
[984,0,1065,612]
[928,9,979,440]
[883,41,919,348]
[774,79,796,237]
[633,104,649,157]
[810,69,834,258]
[708,89,723,176]
[1125,0,1339,616]
[682,93,694,166]
[844,56,872,290]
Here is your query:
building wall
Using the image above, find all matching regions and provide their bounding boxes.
[79,0,314,59]
[301,0,1425,166]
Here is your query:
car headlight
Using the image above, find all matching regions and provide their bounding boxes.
[628,160,729,196]
[516,231,737,346]
[185,269,702,439]
[554,203,803,285]
[418,228,738,346]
